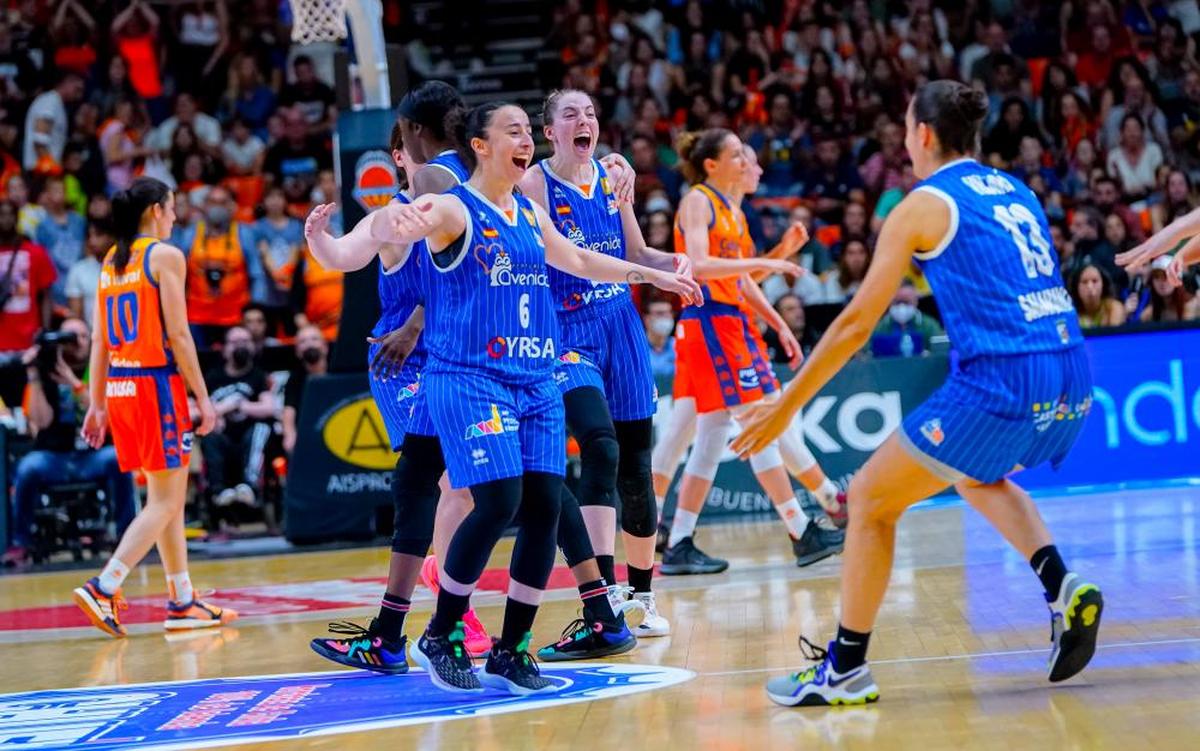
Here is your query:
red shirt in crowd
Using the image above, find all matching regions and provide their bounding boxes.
[0,240,56,352]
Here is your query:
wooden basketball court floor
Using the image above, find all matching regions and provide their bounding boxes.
[1,483,1198,750]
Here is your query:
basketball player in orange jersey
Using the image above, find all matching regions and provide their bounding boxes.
[661,130,844,574]
[651,145,848,546]
[72,177,235,638]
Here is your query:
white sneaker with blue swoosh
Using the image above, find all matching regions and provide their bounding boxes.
[765,638,880,706]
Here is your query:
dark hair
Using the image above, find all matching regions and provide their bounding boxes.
[1069,262,1116,314]
[398,81,465,143]
[293,55,313,68]
[1119,113,1146,136]
[675,128,733,184]
[838,238,872,289]
[389,120,403,154]
[910,80,989,156]
[111,178,170,273]
[449,101,511,171]
[541,88,594,125]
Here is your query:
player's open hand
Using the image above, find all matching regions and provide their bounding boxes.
[646,268,704,307]
[763,258,805,282]
[1116,237,1169,271]
[367,325,419,381]
[81,405,108,449]
[304,203,337,241]
[730,401,791,458]
[195,396,217,436]
[673,253,695,281]
[382,200,436,244]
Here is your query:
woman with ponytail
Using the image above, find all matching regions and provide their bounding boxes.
[73,176,233,639]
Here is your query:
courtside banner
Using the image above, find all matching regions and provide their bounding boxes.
[285,373,396,543]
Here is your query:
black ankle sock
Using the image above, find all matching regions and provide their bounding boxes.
[627,564,653,593]
[429,589,471,637]
[1030,545,1068,598]
[579,578,617,624]
[831,624,871,672]
[499,598,540,650]
[596,555,616,586]
[375,593,410,643]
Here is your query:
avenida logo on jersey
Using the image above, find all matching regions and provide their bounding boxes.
[0,666,694,750]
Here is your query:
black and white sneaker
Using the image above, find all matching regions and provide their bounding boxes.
[481,634,559,695]
[792,519,844,567]
[660,536,729,575]
[411,622,482,694]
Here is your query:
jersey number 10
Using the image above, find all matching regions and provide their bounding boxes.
[992,203,1055,279]
[106,292,140,347]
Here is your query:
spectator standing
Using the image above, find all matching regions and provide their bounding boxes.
[98,99,153,196]
[171,0,230,109]
[149,94,222,156]
[1070,263,1127,328]
[66,221,112,327]
[23,72,85,172]
[221,117,267,177]
[222,54,276,138]
[0,200,55,407]
[111,0,165,112]
[281,324,327,455]
[264,107,332,214]
[183,187,260,346]
[253,186,304,314]
[202,326,276,508]
[278,56,337,136]
[33,178,86,303]
[869,282,945,357]
[642,298,676,381]
[5,318,135,567]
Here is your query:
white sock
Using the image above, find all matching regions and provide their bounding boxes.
[774,498,809,539]
[668,508,699,547]
[97,558,130,595]
[166,571,194,605]
[814,478,840,512]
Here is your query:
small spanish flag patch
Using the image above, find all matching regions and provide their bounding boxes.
[482,226,499,238]
[556,204,571,215]
[522,208,537,225]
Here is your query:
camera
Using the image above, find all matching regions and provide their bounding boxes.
[205,264,226,292]
[34,330,78,374]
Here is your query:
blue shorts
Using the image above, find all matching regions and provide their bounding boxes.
[423,371,566,488]
[366,344,426,451]
[899,346,1093,484]
[554,301,657,421]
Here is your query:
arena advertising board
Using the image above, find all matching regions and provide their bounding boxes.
[0,664,693,749]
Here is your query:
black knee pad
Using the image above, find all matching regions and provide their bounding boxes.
[577,431,619,508]
[510,471,565,588]
[615,419,657,538]
[390,435,445,555]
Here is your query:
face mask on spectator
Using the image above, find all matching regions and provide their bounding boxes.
[645,196,672,213]
[206,205,232,228]
[230,346,252,368]
[889,303,916,325]
[649,317,675,337]
[301,347,323,365]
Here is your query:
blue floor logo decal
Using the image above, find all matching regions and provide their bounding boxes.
[0,663,694,749]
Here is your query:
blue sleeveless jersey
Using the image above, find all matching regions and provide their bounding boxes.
[372,191,426,363]
[426,149,470,184]
[422,184,560,385]
[541,159,629,315]
[913,159,1082,360]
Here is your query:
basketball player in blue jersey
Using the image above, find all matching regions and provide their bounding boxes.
[513,89,689,659]
[376,101,701,695]
[734,81,1102,705]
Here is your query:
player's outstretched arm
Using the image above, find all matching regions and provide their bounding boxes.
[678,189,802,280]
[1117,206,1200,270]
[731,191,945,457]
[375,194,465,251]
[304,201,417,273]
[619,203,693,276]
[152,243,216,436]
[535,202,704,306]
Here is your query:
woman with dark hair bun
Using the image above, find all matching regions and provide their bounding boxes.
[737,80,1101,705]
[73,177,231,639]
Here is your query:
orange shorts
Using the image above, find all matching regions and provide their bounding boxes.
[673,304,778,414]
[107,367,194,472]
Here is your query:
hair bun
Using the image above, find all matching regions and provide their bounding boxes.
[956,87,989,123]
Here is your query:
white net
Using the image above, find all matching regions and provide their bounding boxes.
[290,0,349,45]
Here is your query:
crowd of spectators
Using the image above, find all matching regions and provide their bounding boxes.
[547,0,1200,373]
[0,0,352,566]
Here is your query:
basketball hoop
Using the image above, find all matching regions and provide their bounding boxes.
[290,0,349,45]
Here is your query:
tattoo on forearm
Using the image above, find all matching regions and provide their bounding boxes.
[626,269,646,284]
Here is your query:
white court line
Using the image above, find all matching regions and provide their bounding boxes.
[698,636,1200,677]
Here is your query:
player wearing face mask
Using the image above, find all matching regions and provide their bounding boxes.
[868,281,945,357]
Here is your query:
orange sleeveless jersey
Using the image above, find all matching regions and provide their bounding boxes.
[186,222,250,327]
[99,237,171,368]
[673,183,752,306]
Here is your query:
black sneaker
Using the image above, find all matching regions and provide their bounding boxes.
[411,622,482,694]
[792,519,845,567]
[660,536,729,575]
[309,619,409,674]
[481,633,558,695]
[536,615,637,662]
